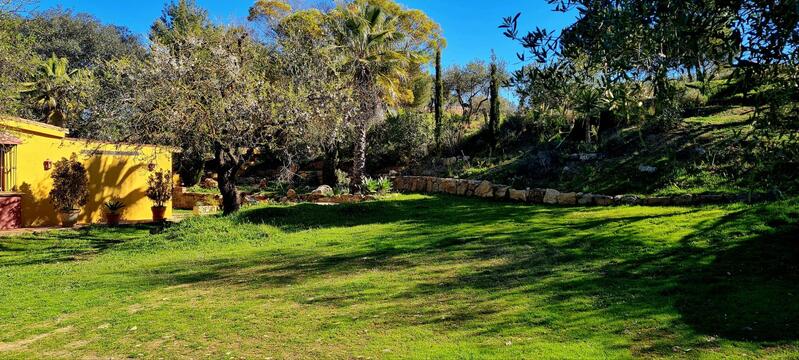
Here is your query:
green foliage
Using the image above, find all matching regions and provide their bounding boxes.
[363,176,380,194]
[19,8,145,68]
[0,13,36,116]
[376,176,392,194]
[48,155,89,211]
[367,111,433,170]
[362,176,392,194]
[185,184,221,195]
[149,0,212,45]
[146,170,173,208]
[334,169,350,195]
[19,55,94,127]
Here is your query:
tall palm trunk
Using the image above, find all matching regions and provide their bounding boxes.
[350,117,368,193]
[350,74,379,194]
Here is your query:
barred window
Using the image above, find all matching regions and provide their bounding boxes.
[0,145,17,192]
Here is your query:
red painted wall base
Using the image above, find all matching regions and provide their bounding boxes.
[0,195,22,230]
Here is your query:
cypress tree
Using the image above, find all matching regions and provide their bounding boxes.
[434,49,443,152]
[489,61,500,148]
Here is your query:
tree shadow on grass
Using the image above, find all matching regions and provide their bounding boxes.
[0,225,153,267]
[675,208,799,342]
[422,199,799,355]
[109,196,799,356]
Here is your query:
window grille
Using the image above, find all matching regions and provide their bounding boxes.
[0,145,17,192]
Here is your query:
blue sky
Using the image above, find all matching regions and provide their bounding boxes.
[33,0,575,70]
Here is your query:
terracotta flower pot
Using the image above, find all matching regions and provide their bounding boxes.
[151,206,167,222]
[106,213,122,226]
[58,209,80,228]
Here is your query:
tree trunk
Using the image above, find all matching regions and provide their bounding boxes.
[322,145,339,186]
[214,144,241,215]
[696,59,705,83]
[350,118,368,194]
[218,170,240,215]
[584,117,592,144]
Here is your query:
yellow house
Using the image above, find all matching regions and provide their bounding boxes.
[0,115,176,228]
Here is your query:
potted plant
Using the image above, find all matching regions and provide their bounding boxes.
[48,155,89,227]
[146,170,173,222]
[104,198,126,225]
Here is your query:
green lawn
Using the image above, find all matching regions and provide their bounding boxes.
[1,194,798,359]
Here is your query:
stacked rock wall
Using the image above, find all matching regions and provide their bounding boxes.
[392,176,750,207]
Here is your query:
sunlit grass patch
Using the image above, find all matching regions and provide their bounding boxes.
[1,195,798,358]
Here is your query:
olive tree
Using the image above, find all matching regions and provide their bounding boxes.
[128,26,305,214]
[443,60,490,125]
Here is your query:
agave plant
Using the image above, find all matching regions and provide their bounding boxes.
[375,176,393,194]
[104,198,126,215]
[363,177,380,194]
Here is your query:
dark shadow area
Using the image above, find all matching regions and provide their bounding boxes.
[0,224,153,267]
[676,210,799,341]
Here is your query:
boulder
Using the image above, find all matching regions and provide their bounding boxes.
[528,188,546,204]
[508,189,528,202]
[672,194,693,205]
[440,178,458,194]
[312,185,334,196]
[696,194,726,204]
[592,195,614,206]
[642,196,671,206]
[286,188,297,200]
[391,177,404,191]
[638,164,657,173]
[543,189,560,204]
[243,195,260,205]
[556,192,578,205]
[494,186,510,199]
[465,180,481,196]
[474,181,494,198]
[413,177,425,192]
[201,177,218,189]
[616,195,640,205]
[467,180,481,191]
[456,180,469,196]
[577,193,594,205]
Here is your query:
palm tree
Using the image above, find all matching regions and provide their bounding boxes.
[20,55,89,127]
[330,3,411,193]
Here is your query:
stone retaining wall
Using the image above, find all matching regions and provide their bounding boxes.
[173,187,223,210]
[392,176,754,207]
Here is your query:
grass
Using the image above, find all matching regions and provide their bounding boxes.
[1,194,799,358]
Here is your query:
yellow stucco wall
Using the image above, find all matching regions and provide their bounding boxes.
[1,116,174,226]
